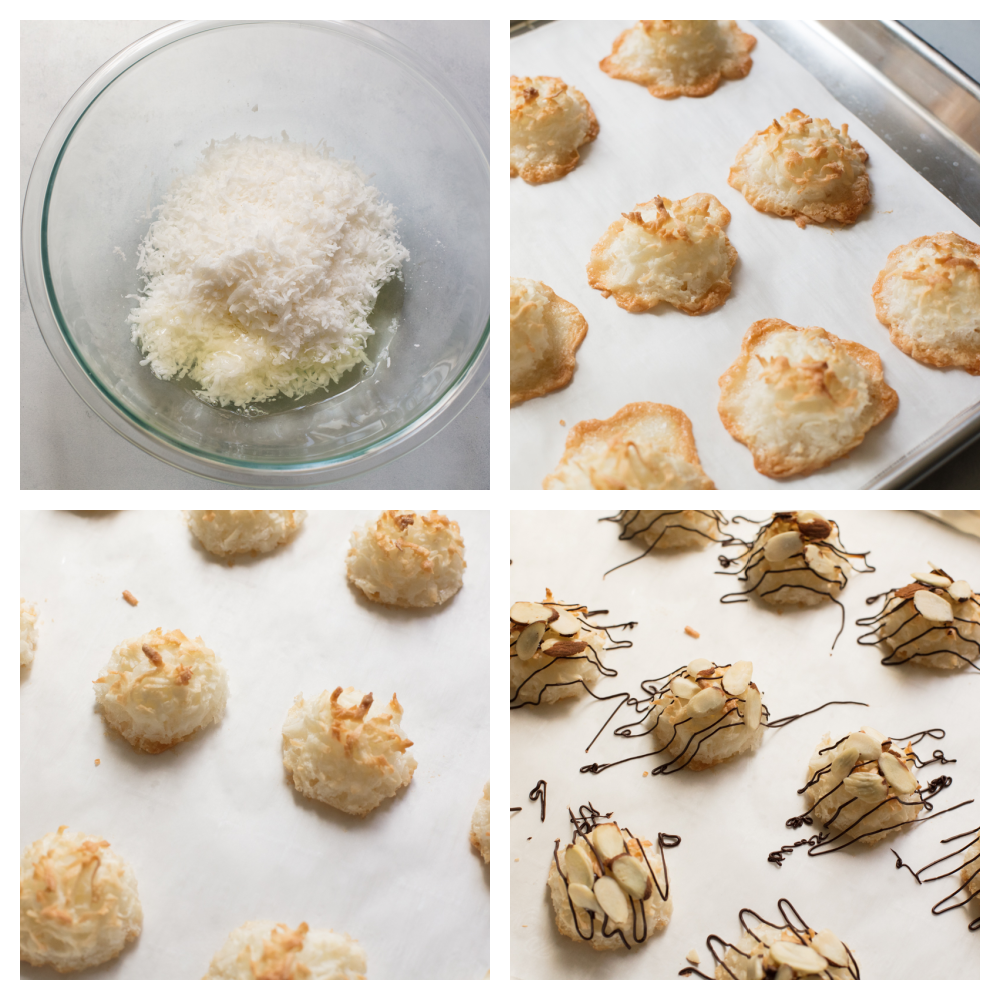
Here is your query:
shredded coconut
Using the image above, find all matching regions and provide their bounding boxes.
[128,134,408,408]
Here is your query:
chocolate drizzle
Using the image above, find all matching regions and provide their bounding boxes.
[599,510,735,577]
[855,574,980,669]
[678,898,860,980]
[510,601,636,708]
[529,780,547,822]
[891,826,980,931]
[553,804,680,951]
[717,513,875,650]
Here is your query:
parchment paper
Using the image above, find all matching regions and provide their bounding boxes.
[511,22,980,489]
[511,511,979,979]
[20,510,488,980]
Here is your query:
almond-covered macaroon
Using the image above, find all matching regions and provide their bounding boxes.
[587,193,738,314]
[543,402,716,490]
[510,75,599,184]
[510,592,608,706]
[799,726,923,846]
[872,232,980,375]
[600,21,755,99]
[94,628,228,753]
[470,783,490,864]
[681,900,858,980]
[282,686,417,817]
[204,922,366,980]
[20,827,143,973]
[728,109,871,228]
[186,510,306,556]
[718,318,898,478]
[651,658,765,772]
[548,815,672,951]
[856,565,980,669]
[510,277,587,406]
[605,510,729,551]
[20,598,39,668]
[346,510,465,608]
[738,511,869,606]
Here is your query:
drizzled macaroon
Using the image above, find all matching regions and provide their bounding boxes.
[857,565,980,669]
[548,818,672,951]
[605,510,728,551]
[510,593,607,706]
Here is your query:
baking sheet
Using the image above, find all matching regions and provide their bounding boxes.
[20,510,488,980]
[511,21,980,489]
[511,511,979,979]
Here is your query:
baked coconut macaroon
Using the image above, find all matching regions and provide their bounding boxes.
[604,510,728,551]
[510,75,599,185]
[510,276,587,406]
[186,510,305,556]
[600,20,755,99]
[799,727,923,846]
[856,565,980,669]
[682,900,858,979]
[548,817,672,951]
[204,921,366,980]
[346,510,465,608]
[543,402,716,490]
[728,109,870,228]
[651,659,765,772]
[20,598,39,668]
[587,193,738,314]
[718,318,898,478]
[21,826,142,973]
[737,511,868,606]
[510,594,609,707]
[872,232,980,375]
[94,628,228,753]
[470,782,490,864]
[282,686,417,817]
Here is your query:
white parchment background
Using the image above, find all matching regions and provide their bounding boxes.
[511,21,980,489]
[511,511,979,979]
[20,510,488,980]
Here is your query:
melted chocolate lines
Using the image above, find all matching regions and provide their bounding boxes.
[679,898,860,980]
[599,510,735,576]
[856,584,980,669]
[529,780,547,822]
[554,805,679,950]
[891,827,980,931]
[764,700,869,730]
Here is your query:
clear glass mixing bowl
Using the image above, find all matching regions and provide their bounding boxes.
[22,20,489,486]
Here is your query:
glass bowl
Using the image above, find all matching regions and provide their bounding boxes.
[22,20,489,486]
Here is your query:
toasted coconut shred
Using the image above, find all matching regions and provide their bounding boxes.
[128,134,409,409]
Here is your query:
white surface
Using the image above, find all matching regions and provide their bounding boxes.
[510,21,980,490]
[20,511,489,979]
[511,511,979,979]
[20,21,488,490]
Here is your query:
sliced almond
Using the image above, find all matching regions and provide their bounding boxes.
[744,682,762,730]
[913,588,954,623]
[593,875,630,925]
[609,853,652,900]
[769,940,828,975]
[688,686,725,717]
[722,660,752,696]
[686,949,701,965]
[774,964,795,980]
[859,725,887,745]
[843,771,886,802]
[515,620,545,661]
[810,929,849,967]
[510,602,553,625]
[592,823,625,862]
[763,530,804,562]
[948,580,973,602]
[671,675,700,700]
[911,570,951,587]
[797,518,832,540]
[804,543,836,578]
[540,639,588,658]
[827,746,860,785]
[686,657,713,678]
[843,731,881,761]
[548,609,582,636]
[567,882,603,915]
[565,844,595,888]
[879,752,917,796]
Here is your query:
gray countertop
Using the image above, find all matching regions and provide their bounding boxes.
[20,20,489,490]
